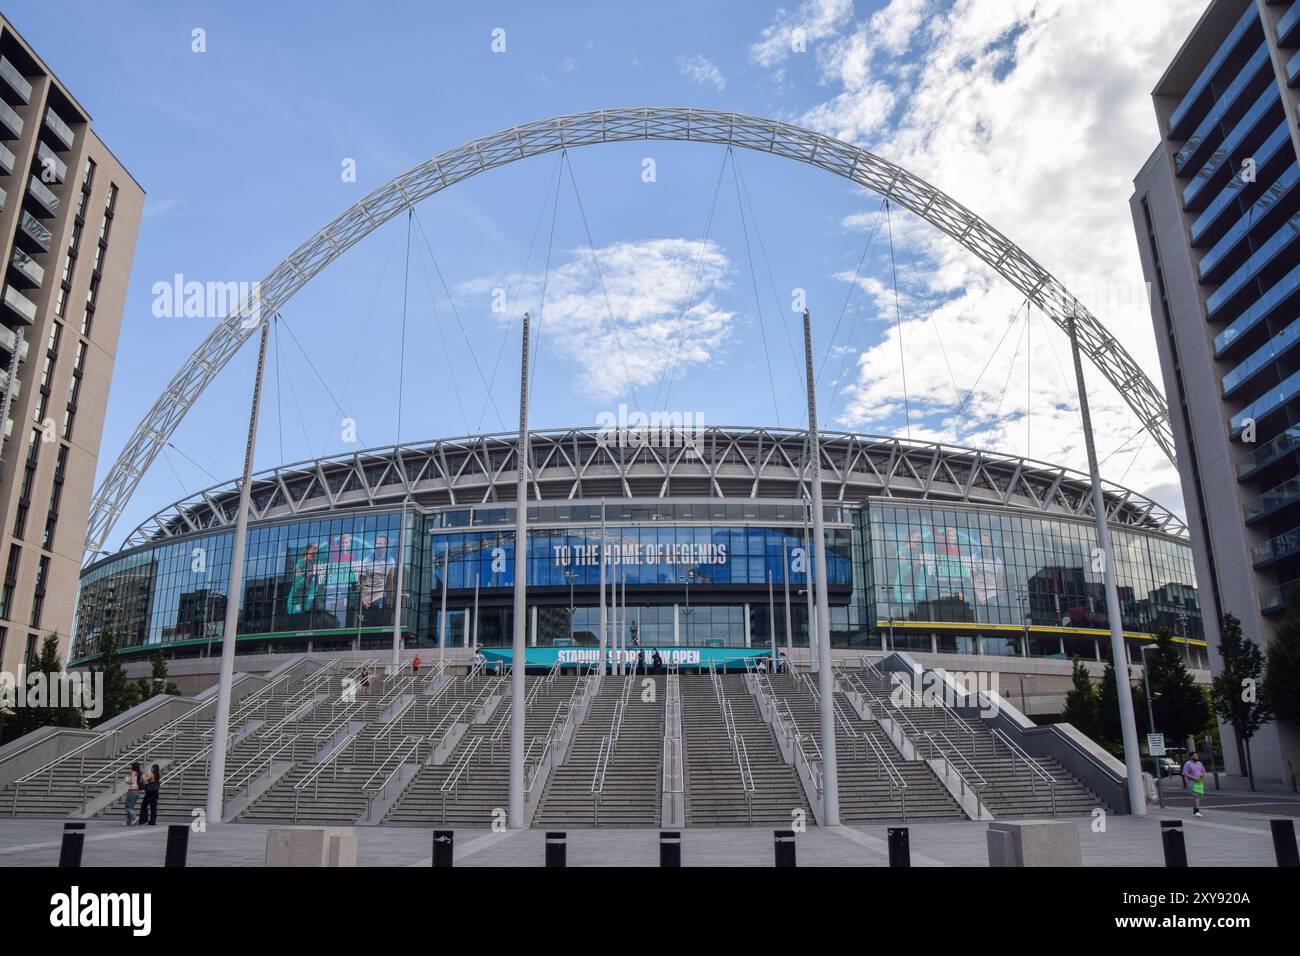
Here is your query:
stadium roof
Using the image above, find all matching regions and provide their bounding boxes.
[117,426,1187,553]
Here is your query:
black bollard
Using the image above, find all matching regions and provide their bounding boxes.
[1161,820,1188,868]
[887,827,910,867]
[164,824,189,867]
[545,831,566,868]
[58,822,85,869]
[774,829,796,868]
[660,831,681,868]
[1270,819,1299,868]
[433,830,454,868]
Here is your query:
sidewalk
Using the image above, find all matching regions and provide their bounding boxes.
[0,805,1289,867]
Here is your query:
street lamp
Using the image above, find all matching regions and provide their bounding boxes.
[681,567,698,645]
[1138,642,1165,810]
[564,570,579,643]
[877,584,895,651]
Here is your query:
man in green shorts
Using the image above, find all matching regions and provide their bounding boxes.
[1181,751,1207,817]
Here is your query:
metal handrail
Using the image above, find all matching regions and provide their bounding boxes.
[371,699,417,759]
[363,735,420,797]
[11,731,119,785]
[313,700,366,741]
[524,734,550,793]
[991,727,1058,814]
[424,701,469,750]
[78,731,182,789]
[734,733,756,824]
[439,735,482,801]
[292,733,358,821]
[223,733,299,797]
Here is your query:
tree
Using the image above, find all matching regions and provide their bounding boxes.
[1062,656,1099,742]
[91,634,139,727]
[1264,589,1300,725]
[133,648,179,702]
[1097,661,1149,756]
[1145,626,1210,746]
[1211,613,1271,790]
[2,634,84,739]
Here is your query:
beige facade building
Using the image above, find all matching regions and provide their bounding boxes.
[0,15,142,680]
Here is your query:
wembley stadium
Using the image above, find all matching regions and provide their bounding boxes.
[71,425,1205,671]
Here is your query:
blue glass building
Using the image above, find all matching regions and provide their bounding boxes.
[72,427,1201,669]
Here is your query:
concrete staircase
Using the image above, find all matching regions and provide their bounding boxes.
[763,672,964,823]
[384,675,583,826]
[535,674,664,827]
[680,674,808,826]
[847,668,1105,818]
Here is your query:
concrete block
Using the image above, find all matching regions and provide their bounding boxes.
[986,827,1015,867]
[265,827,357,867]
[987,821,1081,867]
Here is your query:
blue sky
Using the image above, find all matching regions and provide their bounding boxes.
[5,0,1208,551]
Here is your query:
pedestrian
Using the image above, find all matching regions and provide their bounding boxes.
[652,649,663,672]
[778,650,788,674]
[412,655,422,674]
[757,657,768,675]
[1181,751,1207,817]
[123,762,143,826]
[137,764,161,825]
[360,665,371,696]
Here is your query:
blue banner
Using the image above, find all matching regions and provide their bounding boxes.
[477,645,774,670]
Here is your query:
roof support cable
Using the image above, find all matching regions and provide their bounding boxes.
[946,297,1028,444]
[884,199,913,441]
[656,147,731,413]
[729,148,782,426]
[409,214,471,436]
[477,150,565,433]
[411,207,507,431]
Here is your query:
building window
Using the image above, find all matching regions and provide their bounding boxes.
[29,555,48,628]
[1,544,21,621]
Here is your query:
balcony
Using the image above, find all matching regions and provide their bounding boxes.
[42,107,74,151]
[1289,48,1300,86]
[1238,424,1300,479]
[0,99,22,140]
[1230,368,1300,436]
[1199,164,1300,281]
[2,284,36,325]
[25,175,58,217]
[1280,1,1300,47]
[1247,476,1300,523]
[1213,262,1300,356]
[35,142,66,185]
[0,56,30,105]
[1252,526,1300,568]
[16,211,51,253]
[1224,317,1300,399]
[0,324,29,363]
[1168,4,1260,139]
[1260,579,1300,615]
[9,247,44,288]
[0,367,22,399]
[1174,44,1272,179]
[1204,212,1300,320]
[1183,88,1281,211]
[0,140,13,177]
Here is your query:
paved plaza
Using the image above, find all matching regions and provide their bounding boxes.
[0,802,1290,867]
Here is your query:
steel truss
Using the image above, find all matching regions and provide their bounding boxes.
[86,108,1176,561]
[113,425,1186,555]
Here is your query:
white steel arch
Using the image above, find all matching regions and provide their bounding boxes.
[85,107,1175,561]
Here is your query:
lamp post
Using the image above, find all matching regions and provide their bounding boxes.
[564,570,579,646]
[1017,588,1031,658]
[681,567,697,646]
[1139,642,1164,809]
[878,584,895,652]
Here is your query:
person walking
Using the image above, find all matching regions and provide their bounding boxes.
[359,665,371,697]
[123,762,143,826]
[1181,751,1207,817]
[139,764,162,825]
[412,655,422,674]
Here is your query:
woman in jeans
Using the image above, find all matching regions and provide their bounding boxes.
[123,762,143,826]
[138,764,161,825]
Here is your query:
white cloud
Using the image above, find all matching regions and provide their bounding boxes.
[676,54,727,91]
[464,239,736,400]
[754,0,1211,514]
[751,0,855,68]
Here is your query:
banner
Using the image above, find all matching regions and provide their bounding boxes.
[477,645,773,669]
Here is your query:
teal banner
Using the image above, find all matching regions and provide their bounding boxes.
[478,645,774,670]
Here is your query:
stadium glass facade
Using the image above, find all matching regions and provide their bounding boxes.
[73,484,1203,668]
